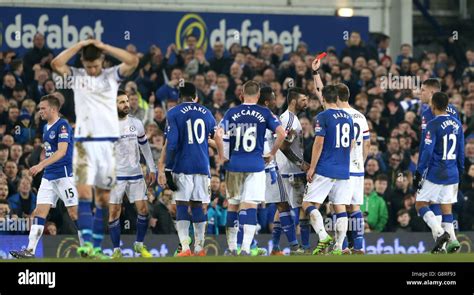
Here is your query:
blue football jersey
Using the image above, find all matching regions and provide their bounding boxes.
[220,103,281,172]
[166,102,216,175]
[43,118,74,180]
[314,109,354,179]
[417,115,465,185]
[419,103,459,160]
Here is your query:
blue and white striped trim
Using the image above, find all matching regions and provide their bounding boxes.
[116,175,143,181]
[276,172,288,202]
[264,167,279,173]
[75,137,119,142]
[350,172,365,177]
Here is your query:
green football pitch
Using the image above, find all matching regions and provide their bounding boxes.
[4,253,474,263]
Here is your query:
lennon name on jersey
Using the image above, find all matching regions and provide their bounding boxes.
[440,119,460,132]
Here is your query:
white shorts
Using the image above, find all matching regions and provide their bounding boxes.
[304,174,352,205]
[281,173,306,209]
[416,180,458,204]
[37,177,78,208]
[225,170,266,204]
[73,141,116,190]
[265,168,288,204]
[349,175,364,205]
[173,173,210,203]
[109,178,147,204]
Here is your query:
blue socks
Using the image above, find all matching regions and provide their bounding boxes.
[78,200,93,243]
[109,218,121,248]
[351,211,365,250]
[271,221,282,249]
[299,218,310,250]
[136,214,148,243]
[176,204,191,221]
[93,205,105,248]
[280,210,298,247]
[191,206,206,223]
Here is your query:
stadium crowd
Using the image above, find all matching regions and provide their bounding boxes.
[0,31,473,237]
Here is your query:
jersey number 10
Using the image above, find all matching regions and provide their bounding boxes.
[186,119,206,144]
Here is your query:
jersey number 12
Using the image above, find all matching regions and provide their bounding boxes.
[442,134,456,160]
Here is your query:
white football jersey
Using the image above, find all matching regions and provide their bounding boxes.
[275,110,304,175]
[263,129,277,169]
[115,116,147,177]
[343,107,369,174]
[70,65,121,140]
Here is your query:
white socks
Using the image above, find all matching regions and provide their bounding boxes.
[241,224,257,253]
[176,220,191,251]
[335,216,348,250]
[442,222,457,242]
[226,226,239,251]
[193,221,206,252]
[309,208,328,241]
[27,224,44,254]
[422,211,444,239]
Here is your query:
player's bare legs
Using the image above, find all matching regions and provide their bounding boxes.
[440,203,460,253]
[302,201,332,255]
[190,200,207,256]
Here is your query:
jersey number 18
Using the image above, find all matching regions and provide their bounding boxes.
[335,123,351,148]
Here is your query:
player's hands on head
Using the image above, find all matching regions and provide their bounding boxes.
[80,39,95,48]
[92,40,107,50]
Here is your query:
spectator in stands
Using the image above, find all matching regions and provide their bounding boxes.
[44,221,58,235]
[5,160,19,196]
[7,177,36,217]
[361,177,388,232]
[365,158,381,179]
[150,189,175,234]
[0,143,9,169]
[395,209,412,232]
[22,33,53,84]
[156,68,182,105]
[340,31,370,61]
[151,105,166,133]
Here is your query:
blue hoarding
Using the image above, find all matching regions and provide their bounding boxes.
[0,7,368,56]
